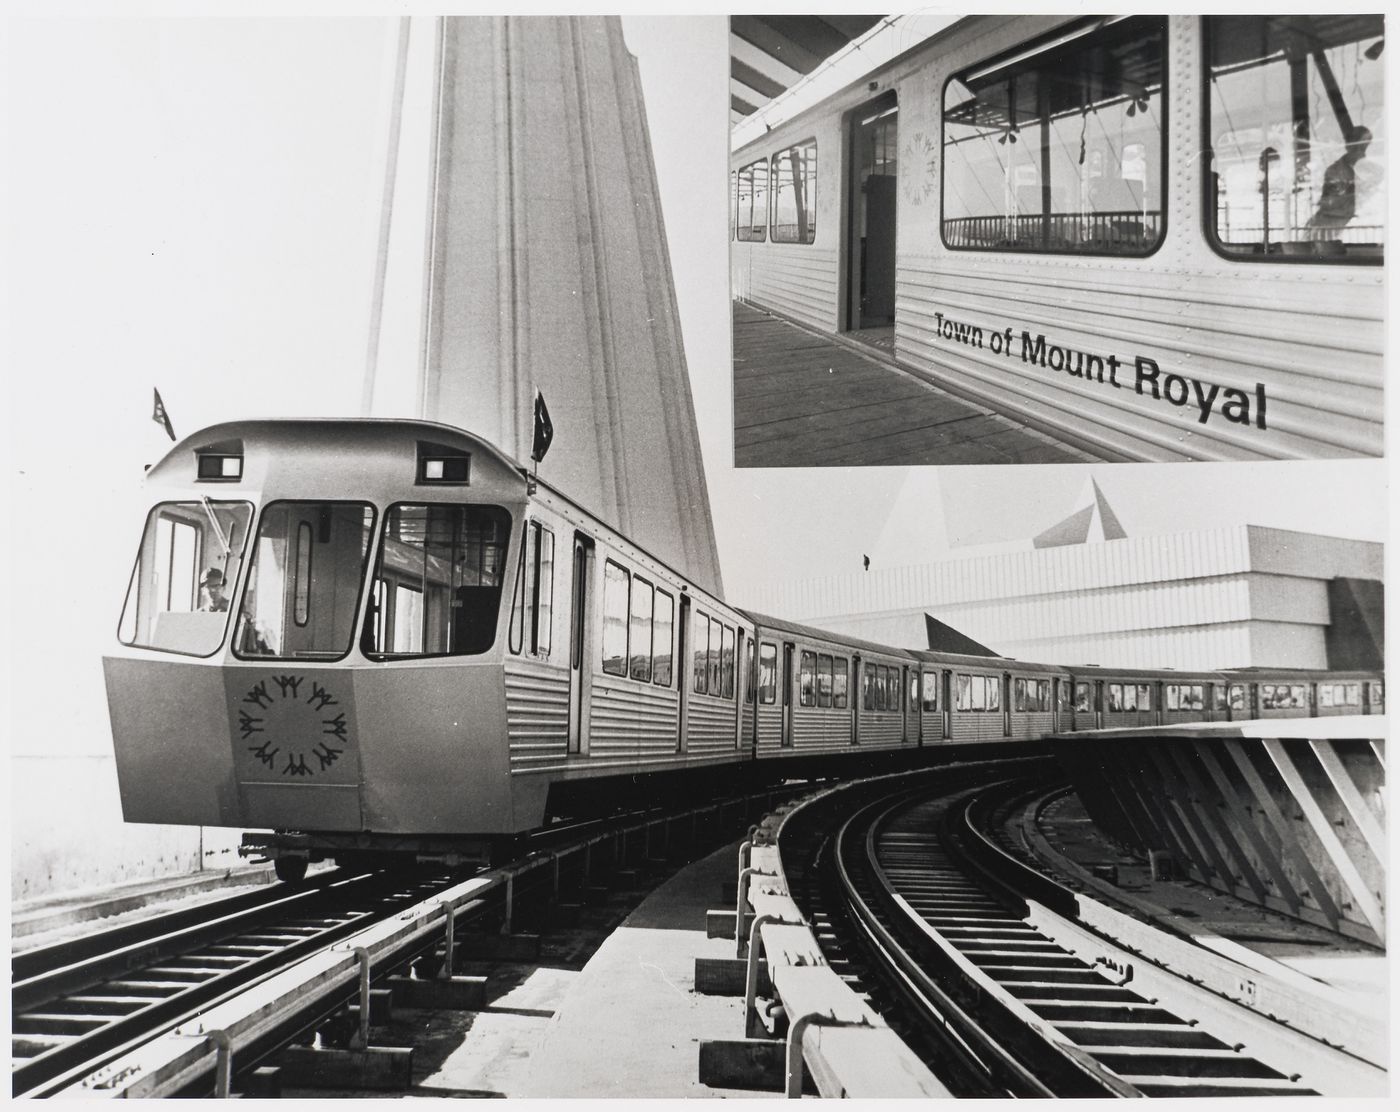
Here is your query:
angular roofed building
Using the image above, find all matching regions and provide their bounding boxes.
[746,478,1382,671]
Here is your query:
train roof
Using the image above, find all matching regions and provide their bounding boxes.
[908,648,1073,676]
[739,610,920,661]
[1067,664,1228,681]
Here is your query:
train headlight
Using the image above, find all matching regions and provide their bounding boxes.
[197,452,243,480]
[417,442,471,484]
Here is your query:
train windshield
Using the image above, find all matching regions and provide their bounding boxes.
[118,500,254,656]
[1206,15,1385,261]
[233,502,376,661]
[362,504,511,658]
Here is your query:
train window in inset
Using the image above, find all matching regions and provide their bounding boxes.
[1073,682,1092,712]
[601,560,629,677]
[799,651,816,707]
[863,668,875,711]
[119,500,254,657]
[770,140,817,244]
[1211,684,1228,711]
[730,171,738,241]
[735,158,769,242]
[758,642,777,704]
[1370,682,1384,711]
[833,657,849,708]
[816,654,833,707]
[1229,683,1248,711]
[653,589,674,687]
[721,626,736,699]
[986,675,1001,712]
[922,671,938,712]
[249,501,382,661]
[693,612,711,695]
[629,577,654,682]
[942,16,1167,257]
[1204,15,1384,264]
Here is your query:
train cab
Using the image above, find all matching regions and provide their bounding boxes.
[106,419,541,873]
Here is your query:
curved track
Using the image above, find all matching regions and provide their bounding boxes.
[772,766,1364,1097]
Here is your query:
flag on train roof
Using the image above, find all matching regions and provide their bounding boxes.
[531,389,553,463]
[152,387,176,441]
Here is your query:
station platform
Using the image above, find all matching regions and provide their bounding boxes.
[733,301,1095,467]
[521,840,772,1098]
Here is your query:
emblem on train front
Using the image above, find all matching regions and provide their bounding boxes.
[903,133,937,206]
[237,675,349,778]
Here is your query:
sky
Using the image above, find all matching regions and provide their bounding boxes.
[2,12,1390,761]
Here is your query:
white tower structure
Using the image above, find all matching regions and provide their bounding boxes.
[369,17,723,597]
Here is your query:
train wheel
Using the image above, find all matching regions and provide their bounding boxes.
[274,855,308,883]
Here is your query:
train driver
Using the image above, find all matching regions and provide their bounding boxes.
[198,568,229,612]
[1307,125,1375,239]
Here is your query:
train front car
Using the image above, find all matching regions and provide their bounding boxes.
[104,420,532,878]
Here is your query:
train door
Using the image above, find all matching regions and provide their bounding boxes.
[781,643,795,747]
[850,656,861,745]
[1094,681,1104,729]
[676,594,691,752]
[911,669,923,746]
[567,534,595,755]
[1051,678,1060,732]
[734,629,747,751]
[1002,672,1012,737]
[844,90,898,337]
[942,671,952,740]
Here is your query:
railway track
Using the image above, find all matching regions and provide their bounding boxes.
[11,868,456,1098]
[12,788,799,1098]
[768,765,1383,1098]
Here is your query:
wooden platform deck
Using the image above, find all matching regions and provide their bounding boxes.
[733,302,1097,467]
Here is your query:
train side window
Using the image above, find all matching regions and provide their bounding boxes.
[770,139,817,244]
[758,642,777,704]
[1370,682,1384,711]
[1319,684,1334,707]
[693,612,710,695]
[1013,677,1026,712]
[1073,682,1092,712]
[816,654,833,707]
[1344,683,1360,707]
[985,675,1000,712]
[653,589,674,687]
[922,671,938,712]
[1204,15,1384,263]
[708,623,723,696]
[955,674,970,711]
[629,577,654,682]
[833,657,849,708]
[735,158,769,242]
[509,521,554,658]
[1230,683,1247,711]
[942,16,1166,256]
[601,559,629,677]
[118,500,254,657]
[721,626,736,699]
[799,651,816,707]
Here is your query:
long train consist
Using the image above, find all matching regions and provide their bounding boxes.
[106,420,1383,878]
[730,14,1385,461]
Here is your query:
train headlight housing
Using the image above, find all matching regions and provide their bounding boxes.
[417,442,471,484]
[196,452,243,481]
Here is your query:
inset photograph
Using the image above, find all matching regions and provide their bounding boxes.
[729,14,1385,466]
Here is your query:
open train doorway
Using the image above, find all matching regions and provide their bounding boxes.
[845,90,898,342]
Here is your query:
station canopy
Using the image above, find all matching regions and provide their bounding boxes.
[730,15,886,127]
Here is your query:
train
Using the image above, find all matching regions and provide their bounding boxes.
[729,13,1385,462]
[105,419,1383,880]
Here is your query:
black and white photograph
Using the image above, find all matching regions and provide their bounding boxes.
[5,7,1389,1101]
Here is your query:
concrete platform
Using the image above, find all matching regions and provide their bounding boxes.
[733,301,1096,467]
[1035,791,1387,1019]
[522,841,777,1098]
